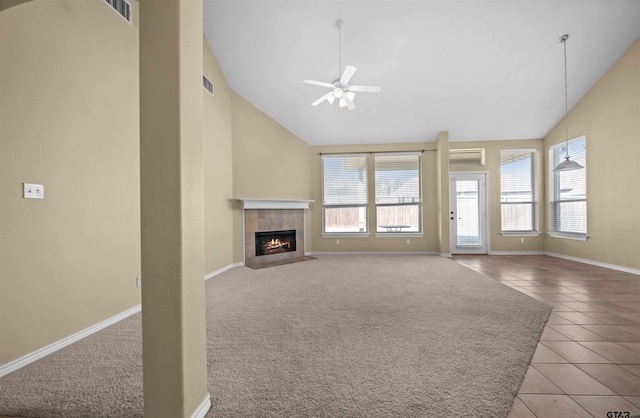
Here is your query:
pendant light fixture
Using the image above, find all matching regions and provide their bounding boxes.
[554,34,584,172]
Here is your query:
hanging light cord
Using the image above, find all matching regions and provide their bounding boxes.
[337,21,342,78]
[334,20,344,113]
[553,34,583,171]
[562,35,570,157]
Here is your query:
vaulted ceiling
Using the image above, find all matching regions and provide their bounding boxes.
[203,1,640,146]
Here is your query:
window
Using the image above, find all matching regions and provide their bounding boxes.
[322,154,368,235]
[549,136,587,239]
[374,152,422,234]
[500,149,538,234]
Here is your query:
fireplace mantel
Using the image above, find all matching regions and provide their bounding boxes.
[236,198,314,210]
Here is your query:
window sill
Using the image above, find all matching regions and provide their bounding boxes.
[375,232,424,238]
[323,232,370,238]
[501,232,540,237]
[548,232,588,241]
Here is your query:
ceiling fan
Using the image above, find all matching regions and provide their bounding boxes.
[303,20,381,111]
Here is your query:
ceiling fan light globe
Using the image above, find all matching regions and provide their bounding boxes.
[326,96,336,105]
[333,87,343,98]
[338,99,346,108]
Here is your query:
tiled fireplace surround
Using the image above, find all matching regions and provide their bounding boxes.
[243,208,305,267]
[239,199,313,267]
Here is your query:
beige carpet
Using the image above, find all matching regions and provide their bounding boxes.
[0,255,551,417]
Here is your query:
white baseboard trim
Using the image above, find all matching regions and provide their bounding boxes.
[439,253,452,258]
[0,304,141,378]
[309,251,437,256]
[489,251,545,256]
[545,252,640,275]
[190,393,211,418]
[204,262,243,281]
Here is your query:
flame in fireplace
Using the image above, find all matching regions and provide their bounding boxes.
[255,229,296,256]
[266,238,290,251]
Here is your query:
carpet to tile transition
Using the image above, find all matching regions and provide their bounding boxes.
[0,255,551,418]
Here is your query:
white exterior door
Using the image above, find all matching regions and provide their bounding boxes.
[449,173,488,254]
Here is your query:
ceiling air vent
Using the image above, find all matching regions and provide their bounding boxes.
[203,75,214,96]
[105,0,132,24]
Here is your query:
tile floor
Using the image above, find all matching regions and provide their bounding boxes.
[455,254,640,418]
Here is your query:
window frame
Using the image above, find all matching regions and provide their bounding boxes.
[373,152,423,238]
[548,135,588,241]
[499,148,540,236]
[321,153,370,238]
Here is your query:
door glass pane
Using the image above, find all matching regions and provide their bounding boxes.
[456,180,480,245]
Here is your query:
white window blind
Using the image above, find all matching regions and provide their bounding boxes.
[322,154,368,234]
[374,152,421,233]
[500,149,537,232]
[549,136,587,237]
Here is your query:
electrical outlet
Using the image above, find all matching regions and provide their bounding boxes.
[204,256,207,264]
[216,251,220,260]
[406,239,411,244]
[23,183,44,199]
[336,239,340,245]
[520,238,525,244]
[136,276,142,288]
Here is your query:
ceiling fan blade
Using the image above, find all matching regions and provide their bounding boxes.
[311,92,334,106]
[342,94,356,110]
[348,85,382,93]
[340,65,357,85]
[303,79,334,88]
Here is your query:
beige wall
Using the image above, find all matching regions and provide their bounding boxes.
[450,139,545,253]
[230,93,313,262]
[310,143,440,253]
[0,0,141,364]
[203,38,235,273]
[309,138,548,255]
[0,0,239,367]
[544,37,640,270]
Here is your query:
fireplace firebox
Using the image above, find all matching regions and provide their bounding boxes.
[255,230,296,257]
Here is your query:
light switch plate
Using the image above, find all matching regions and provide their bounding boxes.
[23,183,44,199]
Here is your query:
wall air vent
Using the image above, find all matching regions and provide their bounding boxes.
[203,75,214,96]
[105,0,132,24]
[449,148,486,166]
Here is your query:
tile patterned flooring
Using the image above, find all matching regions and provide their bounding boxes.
[454,254,640,418]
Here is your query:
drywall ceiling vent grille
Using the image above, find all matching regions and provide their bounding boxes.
[105,0,132,24]
[203,75,214,96]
